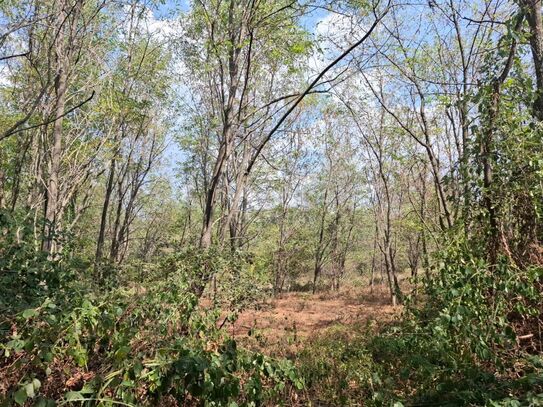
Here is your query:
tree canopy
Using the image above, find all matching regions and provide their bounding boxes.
[1,0,542,405]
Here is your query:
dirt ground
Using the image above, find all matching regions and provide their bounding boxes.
[223,284,401,353]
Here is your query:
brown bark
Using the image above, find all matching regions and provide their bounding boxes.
[520,0,543,120]
[95,148,117,270]
[482,15,523,263]
[43,0,69,254]
[312,186,329,294]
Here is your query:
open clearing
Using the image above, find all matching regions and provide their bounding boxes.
[225,284,401,354]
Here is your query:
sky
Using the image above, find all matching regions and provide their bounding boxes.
[148,0,339,193]
[152,0,328,29]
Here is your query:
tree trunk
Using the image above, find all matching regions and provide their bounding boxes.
[200,126,233,248]
[43,1,69,254]
[521,0,543,120]
[95,150,117,271]
[313,187,329,294]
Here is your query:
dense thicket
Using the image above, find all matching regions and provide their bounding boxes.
[1,0,542,405]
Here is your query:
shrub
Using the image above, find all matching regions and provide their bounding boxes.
[0,243,303,406]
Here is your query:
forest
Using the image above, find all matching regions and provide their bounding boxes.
[1,0,543,405]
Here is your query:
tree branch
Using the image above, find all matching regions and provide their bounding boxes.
[245,0,391,176]
[0,91,95,141]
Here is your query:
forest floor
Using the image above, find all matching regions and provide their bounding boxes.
[224,284,401,355]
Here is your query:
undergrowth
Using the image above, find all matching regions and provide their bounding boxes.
[2,212,543,406]
[0,214,303,406]
[295,238,543,406]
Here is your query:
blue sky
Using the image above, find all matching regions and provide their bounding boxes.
[153,0,190,18]
[152,0,328,31]
[150,0,332,193]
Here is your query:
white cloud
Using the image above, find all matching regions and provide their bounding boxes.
[145,10,181,40]
[306,11,372,82]
[315,12,359,48]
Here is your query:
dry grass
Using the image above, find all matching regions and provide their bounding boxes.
[223,284,401,355]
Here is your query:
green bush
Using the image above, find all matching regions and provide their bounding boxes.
[295,325,388,406]
[365,238,543,406]
[0,240,303,406]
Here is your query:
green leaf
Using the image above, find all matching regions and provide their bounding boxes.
[35,399,56,407]
[33,378,42,392]
[80,384,95,395]
[14,387,27,405]
[65,391,83,401]
[22,308,38,319]
[25,382,35,398]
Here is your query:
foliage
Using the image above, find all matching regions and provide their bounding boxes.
[0,209,85,313]
[159,247,271,312]
[0,236,303,406]
[365,235,543,406]
[295,325,386,406]
[2,0,543,406]
[290,234,543,406]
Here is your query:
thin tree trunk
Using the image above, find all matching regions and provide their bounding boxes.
[43,1,69,254]
[370,224,378,293]
[95,148,117,271]
[313,187,328,294]
[521,0,543,120]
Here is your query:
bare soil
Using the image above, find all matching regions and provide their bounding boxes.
[223,284,401,354]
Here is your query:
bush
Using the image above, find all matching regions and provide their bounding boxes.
[295,325,388,406]
[0,242,303,406]
[365,238,543,406]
